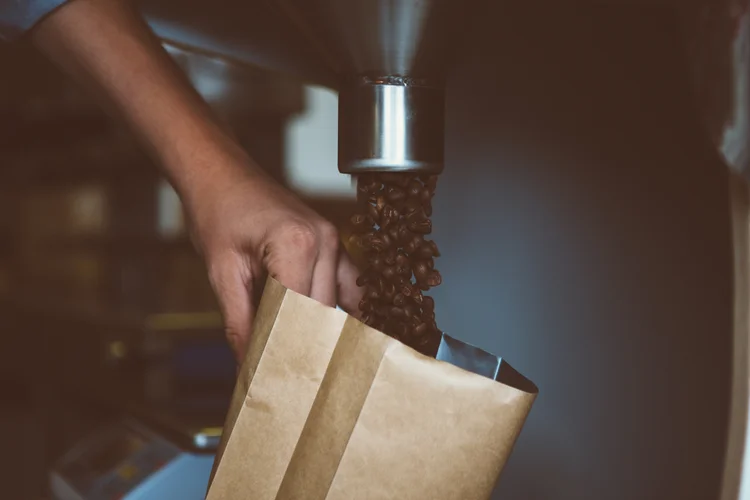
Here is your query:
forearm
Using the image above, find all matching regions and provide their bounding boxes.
[30,0,250,201]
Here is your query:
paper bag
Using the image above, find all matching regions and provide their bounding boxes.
[206,277,537,500]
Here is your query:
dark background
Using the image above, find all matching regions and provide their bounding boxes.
[433,4,733,499]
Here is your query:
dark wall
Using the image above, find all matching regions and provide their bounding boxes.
[434,4,733,500]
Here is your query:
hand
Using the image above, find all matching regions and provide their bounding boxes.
[28,0,363,363]
[185,156,363,364]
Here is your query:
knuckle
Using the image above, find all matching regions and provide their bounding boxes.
[317,222,340,251]
[281,222,319,255]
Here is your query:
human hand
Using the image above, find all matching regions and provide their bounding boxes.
[185,156,363,364]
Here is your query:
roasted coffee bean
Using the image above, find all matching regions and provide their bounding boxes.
[387,224,400,242]
[415,242,436,259]
[366,203,380,224]
[394,322,412,338]
[381,232,394,249]
[376,196,387,212]
[406,207,427,224]
[363,179,381,193]
[369,236,388,252]
[413,260,431,279]
[381,265,398,282]
[403,303,419,320]
[407,179,423,198]
[381,205,399,228]
[374,303,389,317]
[368,254,384,269]
[385,186,407,203]
[359,298,372,312]
[424,271,442,287]
[380,172,411,187]
[396,261,412,278]
[428,240,440,257]
[353,173,442,357]
[389,306,406,318]
[382,282,396,302]
[414,322,429,337]
[395,253,410,267]
[397,224,412,245]
[402,198,421,215]
[384,249,397,265]
[405,234,424,254]
[350,213,372,232]
[408,218,432,234]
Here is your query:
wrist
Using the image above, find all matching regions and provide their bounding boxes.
[165,136,264,218]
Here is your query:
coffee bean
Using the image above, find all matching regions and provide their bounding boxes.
[424,271,442,287]
[397,224,412,245]
[389,306,406,318]
[382,282,396,301]
[366,203,380,224]
[353,173,443,357]
[407,179,423,198]
[350,213,372,232]
[359,298,372,312]
[415,242,435,259]
[381,205,399,228]
[381,232,394,249]
[369,236,388,252]
[387,224,400,242]
[413,260,431,280]
[381,265,398,282]
[414,322,429,337]
[428,240,440,257]
[384,249,397,265]
[386,186,407,203]
[405,234,424,254]
[380,172,411,187]
[408,219,432,234]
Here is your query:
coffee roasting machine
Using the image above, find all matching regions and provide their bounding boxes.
[49,0,750,498]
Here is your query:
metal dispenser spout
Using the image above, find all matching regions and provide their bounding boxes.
[271,0,480,174]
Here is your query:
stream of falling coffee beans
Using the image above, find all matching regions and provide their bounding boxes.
[349,172,443,357]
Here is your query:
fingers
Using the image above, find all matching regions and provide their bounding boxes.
[337,251,364,317]
[208,252,255,365]
[309,224,340,307]
[262,223,316,297]
[264,220,363,316]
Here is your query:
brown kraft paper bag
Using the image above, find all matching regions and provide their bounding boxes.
[206,277,538,500]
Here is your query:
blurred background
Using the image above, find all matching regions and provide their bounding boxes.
[0,0,741,499]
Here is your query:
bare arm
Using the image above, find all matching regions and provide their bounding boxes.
[31,0,244,205]
[29,0,362,362]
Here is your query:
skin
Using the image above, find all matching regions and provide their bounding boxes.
[30,0,363,363]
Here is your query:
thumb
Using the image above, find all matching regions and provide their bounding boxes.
[208,252,255,365]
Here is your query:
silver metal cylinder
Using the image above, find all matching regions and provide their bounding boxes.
[338,76,445,174]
